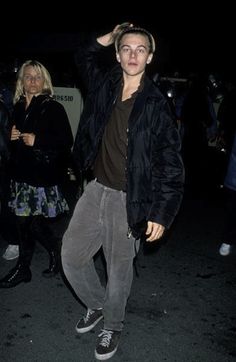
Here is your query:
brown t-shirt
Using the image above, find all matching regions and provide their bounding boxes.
[94,88,136,191]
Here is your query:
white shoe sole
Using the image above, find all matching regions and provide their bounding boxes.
[219,244,231,256]
[75,315,103,334]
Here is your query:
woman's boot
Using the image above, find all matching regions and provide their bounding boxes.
[0,263,32,288]
[42,250,60,278]
[0,216,34,288]
[31,216,60,278]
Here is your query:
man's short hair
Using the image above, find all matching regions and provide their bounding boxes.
[115,26,156,54]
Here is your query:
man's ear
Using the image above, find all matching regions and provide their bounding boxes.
[146,53,153,64]
[116,53,121,63]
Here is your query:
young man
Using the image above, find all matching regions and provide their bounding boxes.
[61,24,184,360]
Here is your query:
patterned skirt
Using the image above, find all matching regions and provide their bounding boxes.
[8,181,69,218]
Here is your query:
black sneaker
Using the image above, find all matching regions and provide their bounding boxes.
[95,329,121,360]
[75,308,103,333]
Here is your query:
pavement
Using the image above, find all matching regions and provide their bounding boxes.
[0,182,236,362]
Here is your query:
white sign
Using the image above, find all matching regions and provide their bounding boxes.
[53,87,83,140]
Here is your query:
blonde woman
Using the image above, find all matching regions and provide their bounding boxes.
[0,60,73,288]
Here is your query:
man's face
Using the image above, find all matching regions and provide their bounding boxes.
[116,33,153,77]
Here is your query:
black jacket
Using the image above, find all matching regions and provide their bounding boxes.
[0,99,10,202]
[0,99,10,162]
[9,95,73,187]
[74,37,184,237]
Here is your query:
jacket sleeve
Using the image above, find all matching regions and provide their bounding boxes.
[148,100,185,228]
[74,36,111,93]
[33,100,73,151]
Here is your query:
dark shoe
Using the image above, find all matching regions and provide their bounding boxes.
[75,308,103,334]
[42,250,60,278]
[95,329,121,360]
[0,264,32,288]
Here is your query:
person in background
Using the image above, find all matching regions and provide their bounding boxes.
[218,80,236,255]
[0,94,10,214]
[0,77,13,116]
[0,60,73,288]
[219,131,236,256]
[180,75,214,195]
[61,24,184,360]
[217,79,236,157]
[0,81,19,261]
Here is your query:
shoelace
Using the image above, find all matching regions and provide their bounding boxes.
[84,309,95,323]
[8,268,20,282]
[98,330,113,347]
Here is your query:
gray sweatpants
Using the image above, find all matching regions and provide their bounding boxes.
[61,180,139,331]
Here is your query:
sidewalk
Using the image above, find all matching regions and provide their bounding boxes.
[0,189,236,362]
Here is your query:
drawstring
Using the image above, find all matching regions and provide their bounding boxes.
[133,238,140,277]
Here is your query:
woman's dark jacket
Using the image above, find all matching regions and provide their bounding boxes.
[9,94,73,187]
[74,37,184,237]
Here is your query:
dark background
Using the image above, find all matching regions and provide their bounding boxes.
[1,9,235,85]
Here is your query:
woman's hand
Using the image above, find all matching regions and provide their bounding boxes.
[20,133,35,146]
[11,125,21,140]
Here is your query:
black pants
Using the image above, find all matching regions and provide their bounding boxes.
[0,208,18,245]
[0,170,18,245]
[17,215,59,266]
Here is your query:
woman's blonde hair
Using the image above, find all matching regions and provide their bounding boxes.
[14,60,54,104]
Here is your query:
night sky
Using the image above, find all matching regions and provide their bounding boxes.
[1,9,235,82]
